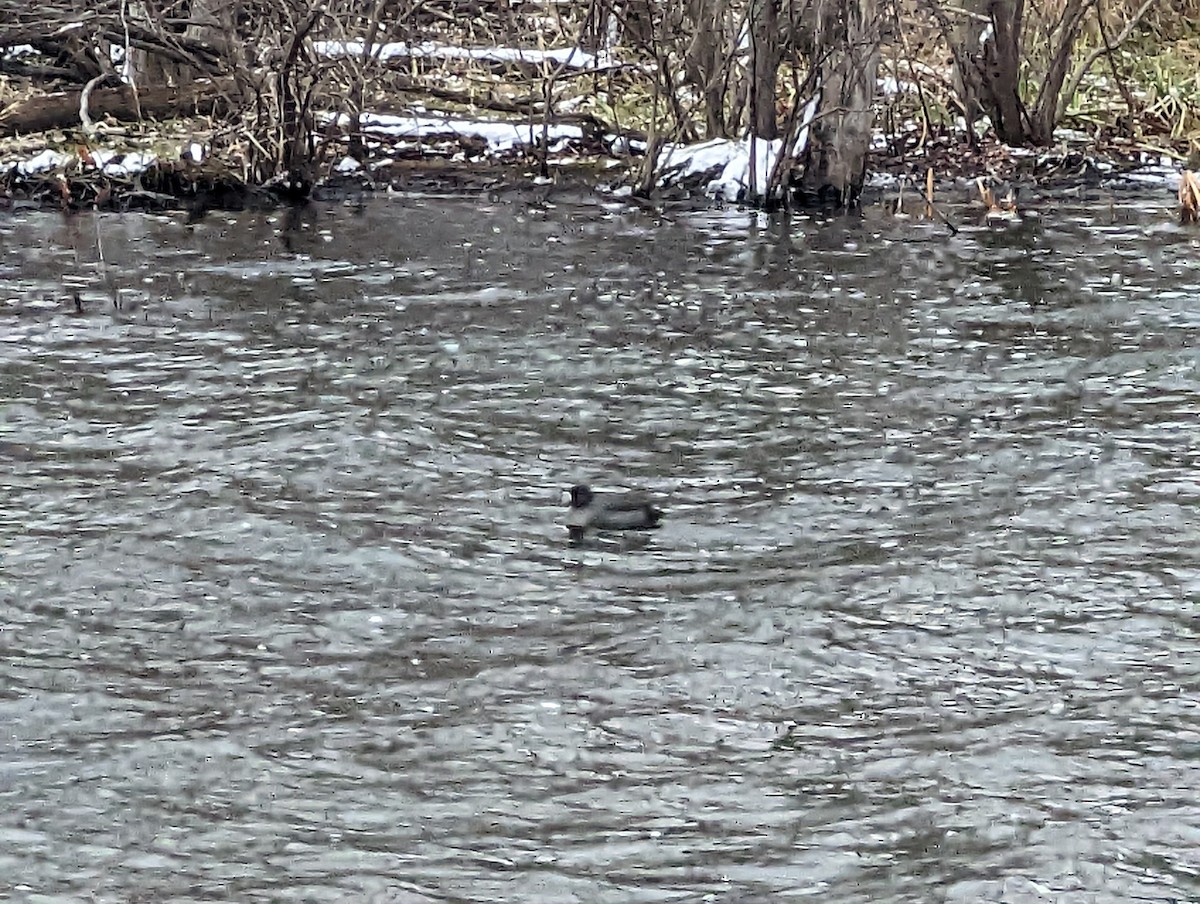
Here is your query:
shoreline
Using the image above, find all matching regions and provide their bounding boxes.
[0,112,1187,217]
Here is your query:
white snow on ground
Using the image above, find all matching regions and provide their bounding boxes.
[16,150,72,176]
[0,89,1186,197]
[657,96,819,201]
[314,41,613,70]
[1,110,586,181]
[657,136,783,201]
[340,112,584,153]
[9,148,158,178]
[878,75,920,95]
[90,149,159,175]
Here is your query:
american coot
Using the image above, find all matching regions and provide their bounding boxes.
[565,484,663,541]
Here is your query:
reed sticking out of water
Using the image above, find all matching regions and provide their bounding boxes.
[1180,171,1200,224]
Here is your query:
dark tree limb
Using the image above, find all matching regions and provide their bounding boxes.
[279,6,326,177]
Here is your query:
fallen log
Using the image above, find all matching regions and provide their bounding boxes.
[0,77,240,138]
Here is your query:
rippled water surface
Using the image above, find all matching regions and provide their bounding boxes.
[2,196,1198,903]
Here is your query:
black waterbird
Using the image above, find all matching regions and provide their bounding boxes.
[565,484,663,542]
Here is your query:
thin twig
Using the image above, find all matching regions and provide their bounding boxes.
[1060,0,1158,119]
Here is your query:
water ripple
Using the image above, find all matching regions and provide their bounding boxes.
[0,201,1196,903]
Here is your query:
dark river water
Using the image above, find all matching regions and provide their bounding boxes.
[1,194,1197,903]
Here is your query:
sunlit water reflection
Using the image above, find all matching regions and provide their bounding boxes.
[1,196,1197,903]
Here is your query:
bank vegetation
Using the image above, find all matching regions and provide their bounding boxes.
[0,0,1197,210]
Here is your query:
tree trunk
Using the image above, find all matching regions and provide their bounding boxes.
[126,0,232,90]
[954,0,1027,145]
[946,3,986,146]
[749,0,780,140]
[941,0,1092,146]
[684,0,732,138]
[799,0,882,205]
[1028,0,1088,144]
[346,0,390,161]
[982,0,1026,144]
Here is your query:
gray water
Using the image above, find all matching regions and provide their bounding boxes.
[1,195,1197,904]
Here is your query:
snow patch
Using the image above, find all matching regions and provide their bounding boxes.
[315,41,613,71]
[91,150,158,175]
[606,135,645,156]
[656,136,781,201]
[340,112,584,154]
[878,76,919,95]
[8,147,159,178]
[657,96,818,201]
[16,150,71,175]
